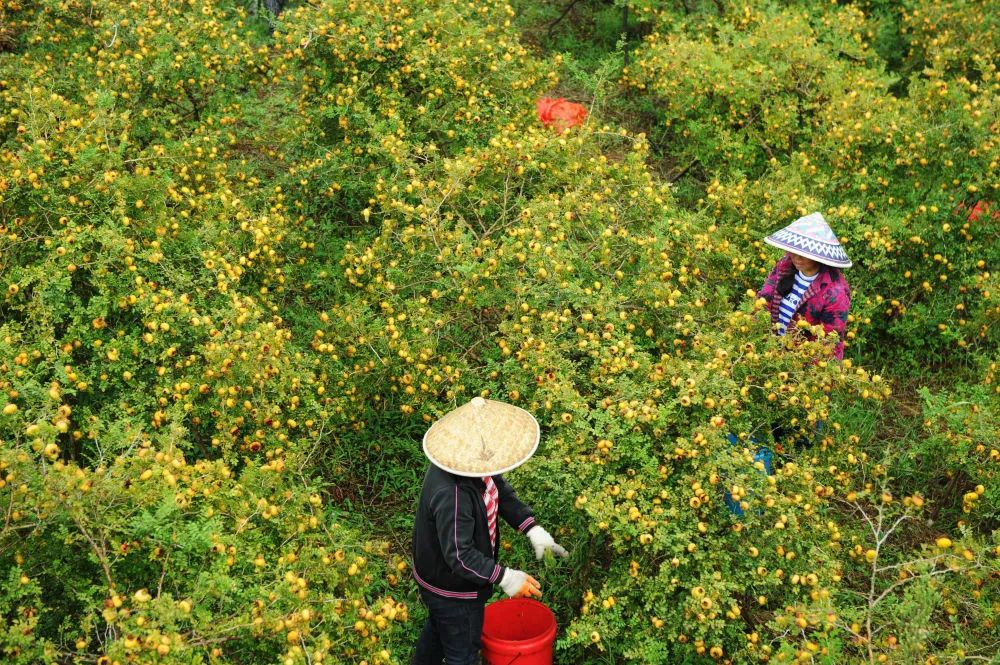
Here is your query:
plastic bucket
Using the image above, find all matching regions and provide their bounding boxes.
[481,598,557,665]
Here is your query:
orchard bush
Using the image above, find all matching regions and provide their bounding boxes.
[622,1,999,369]
[0,0,410,662]
[1,0,998,663]
[0,428,409,664]
[314,111,998,661]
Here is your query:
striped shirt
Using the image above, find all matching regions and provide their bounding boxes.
[777,271,817,334]
[482,477,499,550]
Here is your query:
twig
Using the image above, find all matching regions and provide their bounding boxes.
[872,565,977,608]
[667,157,700,184]
[622,3,629,69]
[105,24,118,49]
[547,0,584,37]
[156,550,170,598]
[73,516,115,590]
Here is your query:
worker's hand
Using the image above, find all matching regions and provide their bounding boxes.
[499,568,542,599]
[526,526,569,561]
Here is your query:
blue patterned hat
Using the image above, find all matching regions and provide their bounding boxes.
[764,212,852,268]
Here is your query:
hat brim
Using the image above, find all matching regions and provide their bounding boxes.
[422,408,540,478]
[764,236,852,268]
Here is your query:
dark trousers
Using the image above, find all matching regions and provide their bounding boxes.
[412,587,485,665]
[772,420,825,455]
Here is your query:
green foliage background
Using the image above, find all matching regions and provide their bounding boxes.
[0,0,997,663]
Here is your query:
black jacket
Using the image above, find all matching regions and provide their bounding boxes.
[411,464,536,602]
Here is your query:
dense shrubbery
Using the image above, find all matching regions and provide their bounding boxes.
[1,0,997,663]
[1,437,408,664]
[622,1,999,368]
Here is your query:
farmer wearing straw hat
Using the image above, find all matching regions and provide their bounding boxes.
[758,211,852,360]
[411,397,568,665]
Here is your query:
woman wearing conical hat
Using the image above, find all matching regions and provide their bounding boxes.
[411,397,568,665]
[738,212,853,462]
[757,212,852,360]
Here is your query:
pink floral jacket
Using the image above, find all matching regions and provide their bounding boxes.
[757,255,851,360]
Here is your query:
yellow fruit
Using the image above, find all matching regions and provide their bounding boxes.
[2,403,17,415]
[936,537,952,549]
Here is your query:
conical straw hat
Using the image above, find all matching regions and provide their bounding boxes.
[423,397,540,477]
[764,212,852,268]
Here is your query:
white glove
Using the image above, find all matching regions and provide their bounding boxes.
[499,568,541,598]
[526,526,569,561]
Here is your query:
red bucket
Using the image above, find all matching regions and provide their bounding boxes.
[481,598,557,665]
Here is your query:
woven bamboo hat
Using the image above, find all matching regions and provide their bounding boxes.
[423,397,540,477]
[764,212,852,268]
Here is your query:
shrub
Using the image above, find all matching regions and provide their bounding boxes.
[2,0,998,662]
[0,432,408,664]
[624,1,1000,371]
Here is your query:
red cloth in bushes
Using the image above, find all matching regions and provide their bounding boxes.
[955,200,999,222]
[536,97,587,131]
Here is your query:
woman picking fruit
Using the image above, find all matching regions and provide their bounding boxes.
[411,397,568,665]
[757,211,853,360]
[727,212,854,512]
[755,211,853,452]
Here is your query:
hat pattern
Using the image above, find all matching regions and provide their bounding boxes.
[764,212,852,268]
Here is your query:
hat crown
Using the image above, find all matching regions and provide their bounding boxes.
[785,212,838,244]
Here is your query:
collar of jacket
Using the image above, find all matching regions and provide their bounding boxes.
[449,472,489,492]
